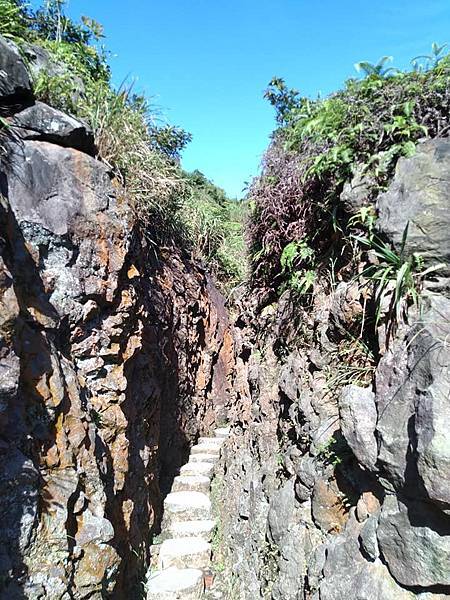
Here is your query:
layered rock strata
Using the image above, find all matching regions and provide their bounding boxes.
[0,36,234,598]
[216,139,450,599]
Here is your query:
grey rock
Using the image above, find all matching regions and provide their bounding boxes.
[339,385,377,470]
[75,509,115,546]
[319,512,414,600]
[2,139,125,319]
[310,416,340,456]
[294,455,317,501]
[268,478,295,545]
[295,455,317,489]
[359,514,379,561]
[329,281,363,335]
[377,138,450,277]
[340,165,375,214]
[22,41,85,101]
[5,140,111,236]
[374,333,412,490]
[271,522,310,600]
[11,102,96,155]
[0,35,32,105]
[0,448,39,569]
[414,294,450,510]
[376,294,450,508]
[377,495,450,588]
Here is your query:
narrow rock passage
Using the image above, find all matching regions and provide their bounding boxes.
[146,428,230,599]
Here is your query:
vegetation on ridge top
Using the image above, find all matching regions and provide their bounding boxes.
[0,0,247,291]
[248,48,450,300]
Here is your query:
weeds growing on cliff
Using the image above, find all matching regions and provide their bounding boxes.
[0,0,29,38]
[249,48,450,293]
[5,0,247,288]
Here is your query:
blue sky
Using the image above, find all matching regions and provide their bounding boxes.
[62,0,449,198]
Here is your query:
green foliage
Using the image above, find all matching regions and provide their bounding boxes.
[354,55,398,77]
[264,77,302,126]
[249,46,450,295]
[317,432,353,468]
[280,240,316,296]
[6,0,246,286]
[181,171,247,290]
[412,42,448,71]
[355,225,444,329]
[149,124,192,161]
[0,0,29,39]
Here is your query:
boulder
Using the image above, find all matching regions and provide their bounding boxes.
[414,295,450,510]
[340,164,376,214]
[339,385,377,470]
[317,512,415,600]
[10,102,96,155]
[21,41,85,101]
[358,514,379,561]
[375,294,450,509]
[377,138,450,278]
[268,478,295,544]
[377,495,450,588]
[0,35,32,105]
[311,479,347,533]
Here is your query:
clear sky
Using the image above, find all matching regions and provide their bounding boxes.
[62,0,450,198]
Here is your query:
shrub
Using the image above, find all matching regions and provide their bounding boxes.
[0,0,29,39]
[248,50,450,293]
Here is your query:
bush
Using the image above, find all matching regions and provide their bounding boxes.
[3,0,247,286]
[0,0,29,39]
[248,52,450,293]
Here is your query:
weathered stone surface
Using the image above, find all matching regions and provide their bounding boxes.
[316,512,415,600]
[0,35,32,105]
[376,294,450,508]
[268,478,296,544]
[146,567,204,600]
[330,282,364,335]
[377,495,450,588]
[359,514,379,561]
[414,295,450,510]
[340,164,376,214]
[311,479,347,533]
[0,51,235,596]
[377,138,450,277]
[10,101,96,154]
[339,384,377,470]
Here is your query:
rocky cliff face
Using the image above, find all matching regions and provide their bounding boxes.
[2,33,450,600]
[216,139,450,599]
[0,37,233,599]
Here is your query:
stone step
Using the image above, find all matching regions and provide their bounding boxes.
[169,519,216,541]
[198,436,224,446]
[180,461,214,478]
[191,443,221,456]
[189,453,218,464]
[164,491,212,522]
[146,566,204,599]
[215,427,231,437]
[158,536,211,570]
[172,474,211,494]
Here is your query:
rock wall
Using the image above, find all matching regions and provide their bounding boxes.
[0,37,234,599]
[217,139,450,599]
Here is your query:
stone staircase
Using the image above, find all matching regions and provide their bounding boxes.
[146,427,230,599]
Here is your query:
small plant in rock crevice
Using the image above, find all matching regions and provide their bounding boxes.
[353,224,445,335]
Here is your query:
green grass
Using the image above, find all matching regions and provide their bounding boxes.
[2,0,247,288]
[249,50,450,294]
